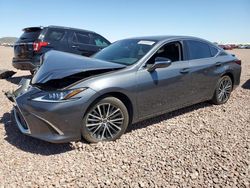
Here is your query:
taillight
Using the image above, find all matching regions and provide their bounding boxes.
[33,41,48,52]
[234,60,241,65]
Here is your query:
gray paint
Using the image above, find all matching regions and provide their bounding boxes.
[13,36,241,143]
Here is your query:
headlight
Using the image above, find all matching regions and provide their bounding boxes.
[32,88,86,102]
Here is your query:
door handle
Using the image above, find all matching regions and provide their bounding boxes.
[180,68,190,74]
[72,45,78,48]
[215,62,222,67]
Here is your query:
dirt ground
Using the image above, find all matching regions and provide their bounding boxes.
[0,46,249,187]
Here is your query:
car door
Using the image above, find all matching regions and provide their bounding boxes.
[68,31,97,57]
[184,40,220,102]
[136,41,194,118]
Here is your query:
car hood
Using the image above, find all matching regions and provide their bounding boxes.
[31,50,126,85]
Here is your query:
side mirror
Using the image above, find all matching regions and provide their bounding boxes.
[147,57,172,72]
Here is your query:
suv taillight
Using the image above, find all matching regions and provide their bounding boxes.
[234,60,241,65]
[33,41,48,52]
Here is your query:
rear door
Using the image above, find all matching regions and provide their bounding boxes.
[68,31,96,57]
[184,40,220,102]
[14,27,42,60]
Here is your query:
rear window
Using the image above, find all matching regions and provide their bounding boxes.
[19,30,41,42]
[187,40,212,60]
[44,29,65,41]
[91,34,110,47]
[210,45,219,56]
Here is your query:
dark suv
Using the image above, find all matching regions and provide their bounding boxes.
[12,26,111,73]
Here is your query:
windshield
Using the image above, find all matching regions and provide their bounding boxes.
[93,39,157,65]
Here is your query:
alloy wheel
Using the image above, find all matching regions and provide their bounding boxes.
[86,103,124,140]
[217,77,232,103]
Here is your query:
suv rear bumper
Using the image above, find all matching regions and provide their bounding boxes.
[12,58,37,70]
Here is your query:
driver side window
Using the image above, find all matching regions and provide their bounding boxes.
[147,42,182,64]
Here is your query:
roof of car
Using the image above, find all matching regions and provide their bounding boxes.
[23,26,44,32]
[126,35,208,42]
[47,25,96,34]
[23,25,96,34]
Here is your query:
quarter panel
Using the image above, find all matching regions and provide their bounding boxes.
[188,57,220,101]
[187,54,238,102]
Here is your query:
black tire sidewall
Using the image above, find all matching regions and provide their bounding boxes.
[81,97,129,143]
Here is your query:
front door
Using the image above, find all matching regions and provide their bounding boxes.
[136,41,194,118]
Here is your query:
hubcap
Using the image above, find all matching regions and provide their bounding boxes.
[86,103,124,140]
[218,77,232,103]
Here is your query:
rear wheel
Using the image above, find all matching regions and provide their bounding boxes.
[82,97,129,143]
[211,75,233,105]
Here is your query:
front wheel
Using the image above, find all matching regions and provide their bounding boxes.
[211,75,233,105]
[82,97,129,143]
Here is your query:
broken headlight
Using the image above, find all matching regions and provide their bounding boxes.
[32,88,86,102]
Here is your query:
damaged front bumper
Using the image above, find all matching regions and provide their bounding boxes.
[5,78,31,102]
[5,79,32,136]
[5,79,97,143]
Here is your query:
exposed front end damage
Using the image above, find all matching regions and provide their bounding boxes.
[33,68,122,90]
[5,76,98,143]
[5,51,126,143]
[5,78,31,102]
[31,50,126,89]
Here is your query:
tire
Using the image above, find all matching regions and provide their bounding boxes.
[211,75,233,105]
[82,97,129,143]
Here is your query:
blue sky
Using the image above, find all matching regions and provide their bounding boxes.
[0,0,249,43]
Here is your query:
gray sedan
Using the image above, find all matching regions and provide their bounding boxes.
[10,36,241,143]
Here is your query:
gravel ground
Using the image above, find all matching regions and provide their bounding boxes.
[0,46,249,187]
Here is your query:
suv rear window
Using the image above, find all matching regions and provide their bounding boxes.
[187,40,212,60]
[19,30,41,42]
